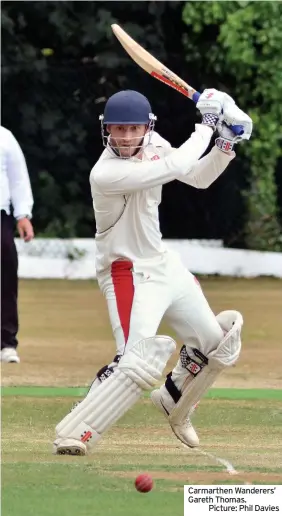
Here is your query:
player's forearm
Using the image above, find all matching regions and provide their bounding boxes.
[163,124,213,175]
[94,124,213,194]
[7,133,34,218]
[178,145,235,189]
[10,184,34,219]
[9,173,34,219]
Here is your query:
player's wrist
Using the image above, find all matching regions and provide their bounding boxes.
[215,136,235,153]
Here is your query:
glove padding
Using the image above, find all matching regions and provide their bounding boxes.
[197,89,252,140]
[197,88,235,120]
[221,102,253,141]
[215,104,253,153]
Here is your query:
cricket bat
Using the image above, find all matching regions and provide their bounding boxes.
[111,24,243,135]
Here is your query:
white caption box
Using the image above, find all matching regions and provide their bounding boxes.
[184,485,282,515]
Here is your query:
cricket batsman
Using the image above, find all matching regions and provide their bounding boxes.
[54,88,252,455]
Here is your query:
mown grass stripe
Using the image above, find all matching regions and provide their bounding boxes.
[205,388,282,400]
[2,386,282,400]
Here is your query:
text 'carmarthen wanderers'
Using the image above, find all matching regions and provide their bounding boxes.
[187,487,276,495]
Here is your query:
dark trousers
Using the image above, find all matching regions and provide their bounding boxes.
[1,211,18,350]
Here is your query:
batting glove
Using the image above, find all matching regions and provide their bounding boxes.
[222,102,253,141]
[197,88,235,130]
[215,123,237,153]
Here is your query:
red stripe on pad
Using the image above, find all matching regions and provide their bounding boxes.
[81,431,92,443]
[111,260,134,344]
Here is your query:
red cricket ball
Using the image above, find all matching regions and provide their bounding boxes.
[134,473,154,493]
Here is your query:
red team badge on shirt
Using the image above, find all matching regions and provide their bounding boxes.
[151,155,160,161]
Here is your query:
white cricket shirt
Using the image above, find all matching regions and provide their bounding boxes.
[0,126,34,219]
[90,125,234,274]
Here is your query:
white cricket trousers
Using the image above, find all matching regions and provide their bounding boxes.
[97,250,223,390]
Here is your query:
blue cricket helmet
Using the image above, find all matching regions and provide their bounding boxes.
[102,90,155,124]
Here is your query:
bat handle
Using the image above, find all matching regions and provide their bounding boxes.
[192,91,244,136]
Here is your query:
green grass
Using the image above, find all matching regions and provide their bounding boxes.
[2,396,282,516]
[2,386,282,400]
[2,466,184,516]
[2,278,282,515]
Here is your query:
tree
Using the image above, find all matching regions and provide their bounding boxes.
[183,0,282,251]
[2,1,187,237]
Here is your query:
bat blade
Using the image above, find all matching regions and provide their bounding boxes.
[111,24,244,136]
[111,24,199,102]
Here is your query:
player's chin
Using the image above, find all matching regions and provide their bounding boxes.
[120,147,136,158]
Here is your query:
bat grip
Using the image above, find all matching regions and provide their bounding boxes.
[192,91,244,136]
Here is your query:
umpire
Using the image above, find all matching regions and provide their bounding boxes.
[1,126,34,363]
